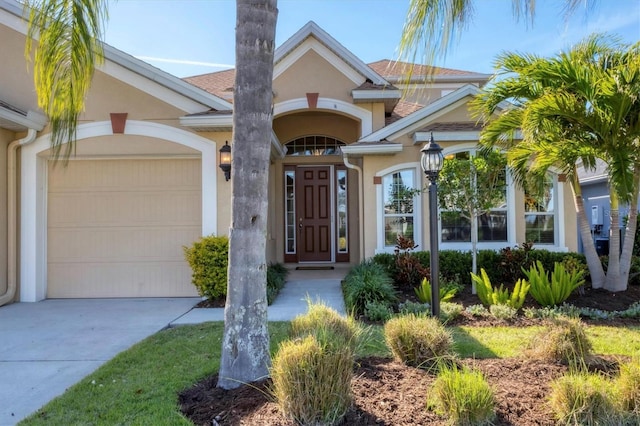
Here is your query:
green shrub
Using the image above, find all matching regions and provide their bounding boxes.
[530,318,592,365]
[465,304,489,317]
[398,301,430,315]
[616,358,640,414]
[364,301,394,322]
[415,277,458,304]
[384,314,455,371]
[523,261,584,307]
[183,235,229,300]
[428,366,496,426]
[549,372,616,426]
[470,268,529,309]
[489,304,517,320]
[291,301,360,352]
[438,250,472,281]
[441,302,464,323]
[343,260,398,317]
[371,252,396,276]
[266,262,288,305]
[271,335,352,426]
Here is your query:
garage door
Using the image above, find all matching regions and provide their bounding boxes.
[47,158,202,298]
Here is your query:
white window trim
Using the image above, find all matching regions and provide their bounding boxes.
[375,163,422,254]
[528,172,568,252]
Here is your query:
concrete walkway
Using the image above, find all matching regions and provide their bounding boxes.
[0,267,346,425]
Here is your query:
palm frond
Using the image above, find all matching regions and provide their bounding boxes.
[25,0,108,161]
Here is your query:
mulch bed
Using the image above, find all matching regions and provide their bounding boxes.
[179,283,640,425]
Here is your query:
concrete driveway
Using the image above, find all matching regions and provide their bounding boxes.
[0,298,199,425]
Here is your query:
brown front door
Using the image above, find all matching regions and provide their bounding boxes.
[296,166,332,262]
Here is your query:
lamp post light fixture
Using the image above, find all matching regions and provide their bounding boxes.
[219,141,231,181]
[420,133,444,317]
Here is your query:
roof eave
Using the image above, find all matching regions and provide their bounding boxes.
[341,144,403,156]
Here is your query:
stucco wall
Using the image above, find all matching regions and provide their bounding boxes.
[274,112,360,144]
[274,50,356,105]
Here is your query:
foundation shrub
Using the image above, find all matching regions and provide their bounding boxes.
[384,314,455,371]
[524,261,584,307]
[530,317,592,364]
[398,301,430,315]
[343,260,398,317]
[183,235,228,300]
[549,372,617,426]
[371,252,396,276]
[270,335,353,426]
[266,262,288,305]
[438,250,472,282]
[428,366,496,426]
[476,250,502,284]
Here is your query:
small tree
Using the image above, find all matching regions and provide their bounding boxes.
[437,150,507,293]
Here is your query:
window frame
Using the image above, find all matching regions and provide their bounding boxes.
[375,163,423,253]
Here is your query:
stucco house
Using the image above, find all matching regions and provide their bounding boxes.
[0,0,577,304]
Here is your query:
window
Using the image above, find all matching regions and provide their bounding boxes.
[284,170,296,254]
[336,169,348,253]
[440,150,508,243]
[524,173,555,244]
[383,169,417,247]
[285,136,345,156]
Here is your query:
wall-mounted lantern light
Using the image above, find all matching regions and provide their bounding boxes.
[219,141,231,181]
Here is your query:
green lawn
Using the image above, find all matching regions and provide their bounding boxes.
[20,322,640,425]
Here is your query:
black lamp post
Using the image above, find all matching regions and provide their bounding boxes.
[219,141,231,181]
[420,133,444,317]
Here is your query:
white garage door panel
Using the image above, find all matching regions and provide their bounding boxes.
[47,159,202,298]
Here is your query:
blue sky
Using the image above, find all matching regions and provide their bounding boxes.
[104,0,640,78]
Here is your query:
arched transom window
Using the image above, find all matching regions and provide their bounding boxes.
[285,136,345,156]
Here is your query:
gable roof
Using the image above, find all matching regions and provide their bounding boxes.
[184,68,235,102]
[274,21,389,86]
[369,59,491,84]
[358,84,482,143]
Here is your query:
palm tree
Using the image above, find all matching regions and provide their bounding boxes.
[472,34,640,292]
[398,0,595,77]
[25,0,278,389]
[217,0,278,390]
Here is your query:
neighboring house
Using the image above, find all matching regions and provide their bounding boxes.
[577,159,639,255]
[0,0,577,304]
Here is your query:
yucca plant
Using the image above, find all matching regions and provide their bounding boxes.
[428,365,496,426]
[414,277,458,304]
[523,261,584,307]
[470,268,529,309]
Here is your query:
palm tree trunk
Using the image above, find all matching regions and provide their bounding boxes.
[618,168,640,290]
[218,0,278,390]
[605,190,622,291]
[571,174,605,288]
